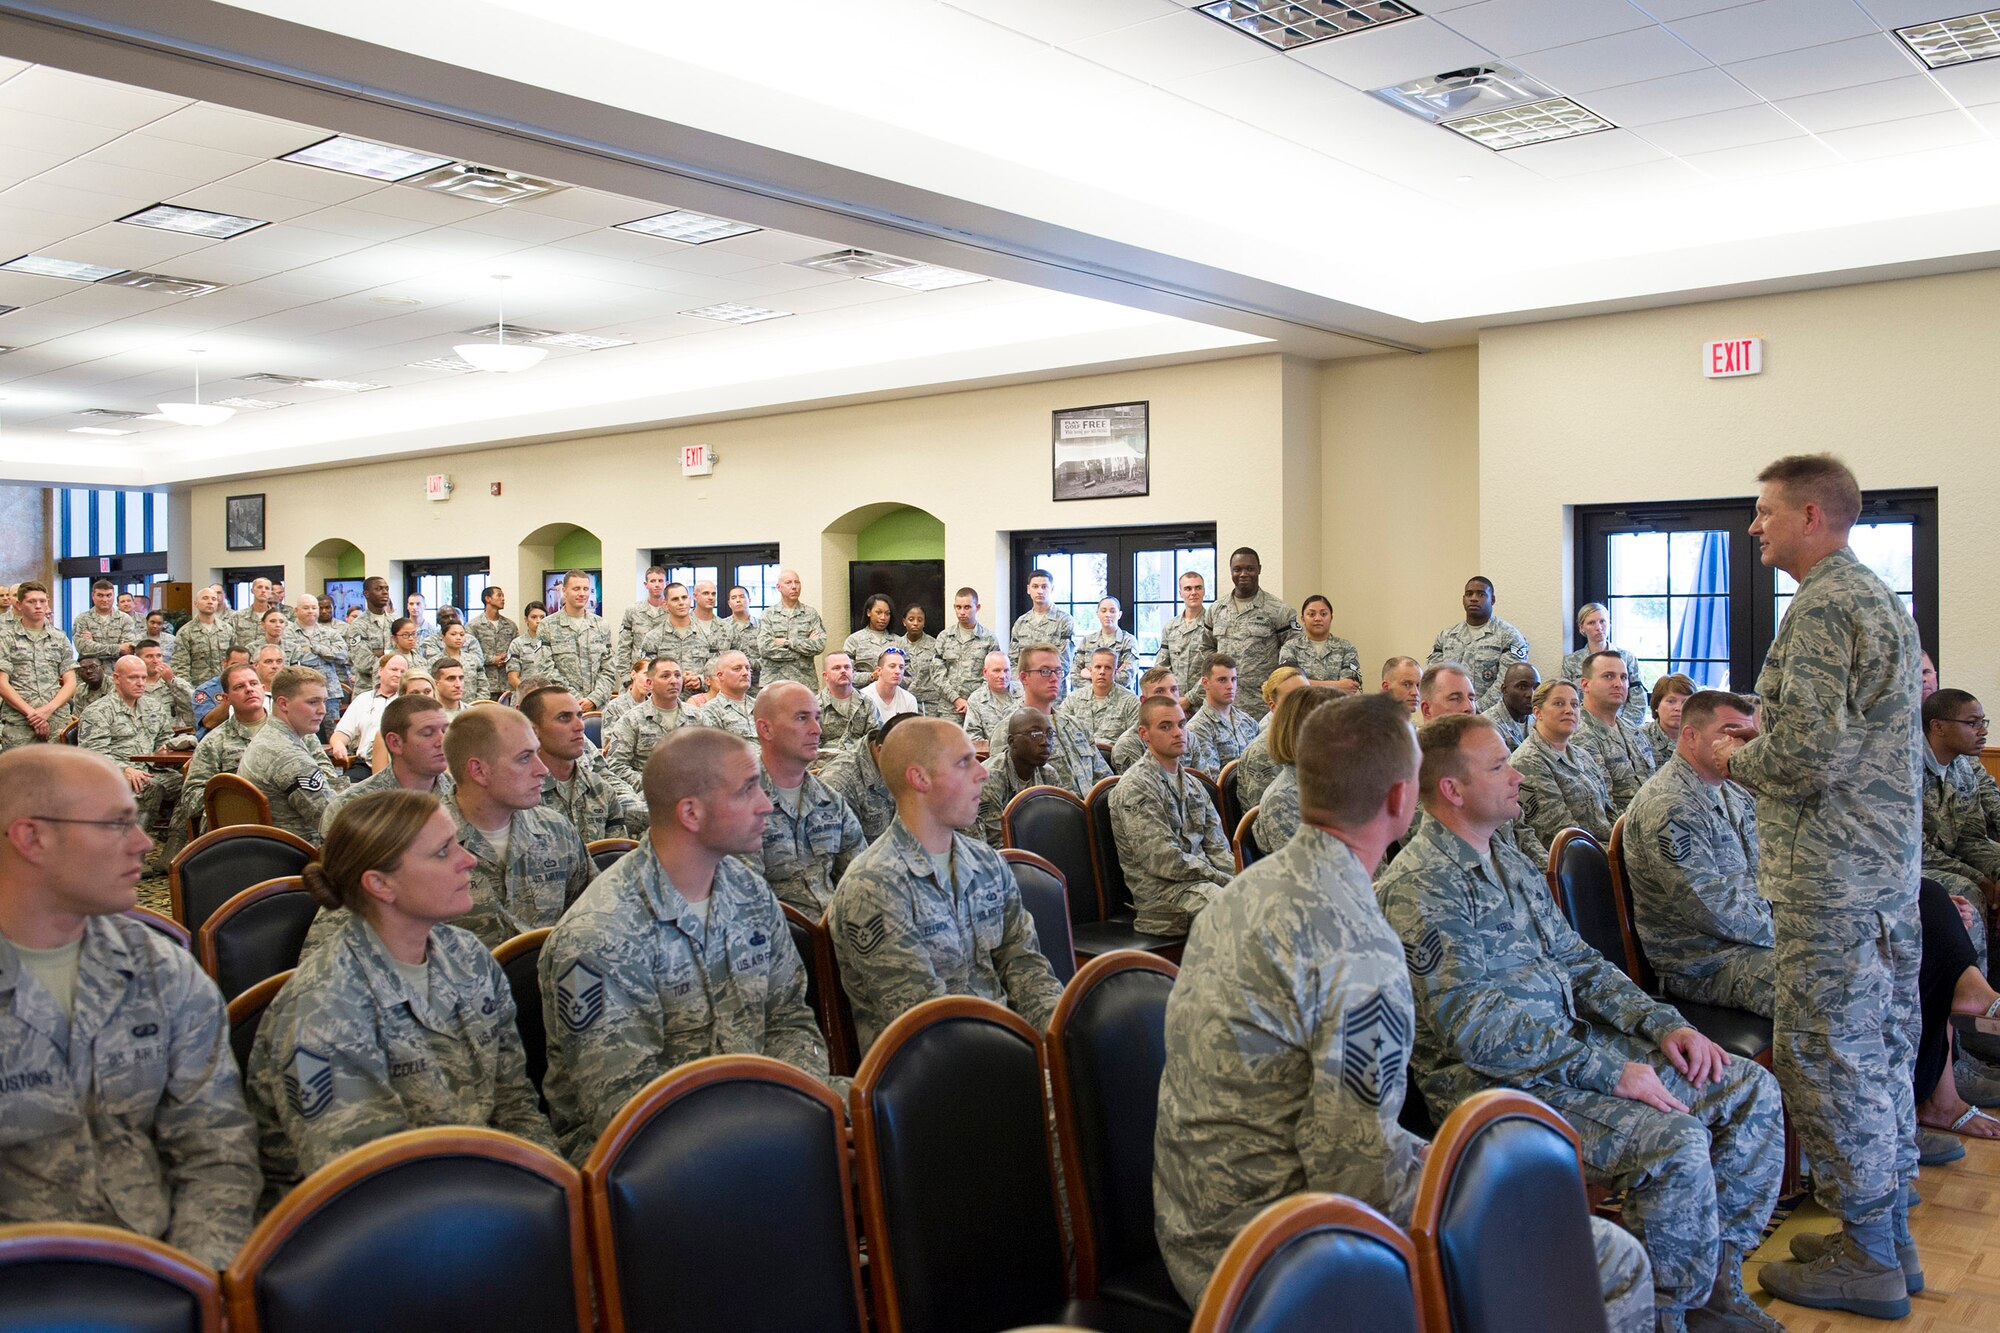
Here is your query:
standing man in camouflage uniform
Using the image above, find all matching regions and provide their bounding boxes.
[1008,568,1076,695]
[616,567,673,672]
[718,586,760,668]
[177,586,235,694]
[237,666,347,843]
[292,597,351,706]
[639,583,719,696]
[1481,661,1538,753]
[749,682,866,914]
[0,583,77,749]
[469,585,517,702]
[542,570,617,709]
[1622,691,1772,1016]
[227,578,278,647]
[963,651,1023,747]
[936,587,1003,725]
[815,652,873,754]
[1575,650,1658,810]
[757,568,825,689]
[1155,570,1216,703]
[1429,575,1532,710]
[166,662,268,856]
[70,578,139,672]
[1186,655,1259,768]
[541,727,833,1162]
[1716,454,1924,1319]
[1205,549,1298,722]
[1112,696,1234,937]
[522,686,646,842]
[345,576,398,696]
[78,655,184,835]
[1152,697,1654,1330]
[602,657,700,789]
[1059,645,1139,744]
[0,747,261,1270]
[828,718,1063,1050]
[1380,714,1784,1333]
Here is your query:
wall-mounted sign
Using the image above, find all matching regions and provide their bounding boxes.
[1703,338,1762,378]
[424,473,452,501]
[682,443,716,476]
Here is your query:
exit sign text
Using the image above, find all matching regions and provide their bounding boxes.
[682,444,715,476]
[1703,338,1762,378]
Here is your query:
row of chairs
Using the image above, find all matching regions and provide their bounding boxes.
[0,963,1613,1333]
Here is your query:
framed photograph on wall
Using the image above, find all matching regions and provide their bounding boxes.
[225,493,265,551]
[1053,401,1148,501]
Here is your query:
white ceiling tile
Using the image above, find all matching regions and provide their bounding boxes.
[547,228,669,262]
[340,187,492,224]
[1930,57,2000,107]
[0,67,186,129]
[1633,101,1804,154]
[221,159,387,204]
[0,110,123,160]
[166,183,328,223]
[65,222,217,269]
[1551,155,1708,196]
[0,59,30,83]
[1775,75,1957,132]
[1725,33,1925,101]
[1679,132,1844,179]
[1583,67,1764,124]
[945,0,1184,47]
[1817,108,1988,159]
[446,208,598,243]
[1067,9,1271,84]
[726,263,852,294]
[0,142,70,179]
[1668,0,1880,66]
[698,229,848,264]
[1502,127,1668,176]
[511,189,662,226]
[1288,17,1500,91]
[282,206,438,243]
[1514,24,1714,94]
[1434,0,1652,58]
[0,179,150,222]
[633,245,771,277]
[35,158,207,207]
[132,105,313,157]
[773,280,917,315]
[85,134,263,181]
[1855,0,1967,27]
[380,230,538,264]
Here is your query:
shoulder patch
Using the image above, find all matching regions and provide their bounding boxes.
[556,961,605,1034]
[295,770,324,794]
[1404,925,1445,978]
[287,1047,335,1120]
[1658,816,1699,865]
[1340,990,1411,1109]
[846,914,887,957]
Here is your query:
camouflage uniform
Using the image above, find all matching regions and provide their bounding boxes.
[447,795,594,949]
[144,676,195,731]
[1187,702,1259,770]
[166,715,266,855]
[70,608,140,666]
[247,913,555,1200]
[1481,701,1527,754]
[1429,617,1532,710]
[542,845,831,1161]
[842,627,898,682]
[1112,723,1218,778]
[819,741,896,842]
[71,672,112,716]
[715,615,759,667]
[1058,684,1138,745]
[639,620,718,688]
[78,693,184,830]
[227,607,275,647]
[295,624,352,704]
[1111,752,1234,936]
[614,601,671,676]
[237,719,346,843]
[1642,717,1676,762]
[416,631,482,687]
[1279,634,1360,686]
[1250,765,1297,855]
[599,688,647,733]
[696,693,757,742]
[176,618,235,692]
[1920,748,2000,917]
[1726,549,1923,1235]
[828,817,1063,1051]
[757,603,826,689]
[933,621,1004,719]
[508,633,549,692]
[1511,728,1616,845]
[815,689,874,754]
[1576,709,1657,810]
[540,752,647,842]
[1046,711,1112,795]
[1234,734,1279,809]
[1562,646,1651,729]
[1008,608,1076,691]
[896,633,951,718]
[1379,818,1784,1317]
[601,698,701,789]
[1150,826,1654,1330]
[1154,614,1216,702]
[0,624,77,747]
[746,767,867,914]
[319,767,453,840]
[469,613,519,700]
[1945,751,2000,835]
[1622,755,1773,1015]
[973,745,1097,848]
[1206,591,1300,720]
[541,610,617,707]
[963,686,1023,747]
[0,916,260,1270]
[1069,628,1141,693]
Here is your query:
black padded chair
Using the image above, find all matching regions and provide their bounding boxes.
[1000,849,1078,984]
[226,970,294,1080]
[493,930,552,1103]
[1079,778,1185,964]
[583,1056,866,1333]
[1189,1195,1422,1333]
[780,907,859,1077]
[585,838,636,874]
[196,879,317,1002]
[169,826,316,935]
[1048,953,1187,1323]
[1189,769,1226,826]
[1231,809,1262,873]
[0,1222,222,1333]
[1215,760,1244,835]
[781,905,824,1030]
[1001,785,1099,928]
[851,998,1186,1333]
[582,713,603,751]
[127,906,192,950]
[1410,1090,1606,1333]
[224,1128,590,1333]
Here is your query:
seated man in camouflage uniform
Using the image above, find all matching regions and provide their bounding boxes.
[696,651,758,741]
[1919,686,1999,967]
[747,682,865,915]
[975,708,1057,847]
[963,650,1022,748]
[1015,645,1110,794]
[1380,655,1422,715]
[815,652,874,755]
[1185,655,1258,770]
[1112,696,1234,938]
[1154,694,1652,1327]
[1575,650,1658,811]
[166,662,268,856]
[1380,713,1784,1333]
[828,718,1062,1052]
[78,654,185,837]
[521,686,646,842]
[237,666,347,844]
[601,656,700,790]
[820,714,913,843]
[0,747,260,1269]
[1403,666,1546,869]
[1480,661,1539,753]
[319,694,454,838]
[541,727,833,1162]
[1112,667,1217,776]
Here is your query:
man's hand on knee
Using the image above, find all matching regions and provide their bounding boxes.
[1661,1027,1729,1088]
[1614,1061,1690,1114]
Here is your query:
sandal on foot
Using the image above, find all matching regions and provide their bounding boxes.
[1946,1104,2000,1138]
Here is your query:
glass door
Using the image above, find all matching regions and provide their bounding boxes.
[1012,524,1217,665]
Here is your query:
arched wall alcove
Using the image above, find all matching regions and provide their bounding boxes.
[519,522,603,614]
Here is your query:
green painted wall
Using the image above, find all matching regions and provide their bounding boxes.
[856,508,944,560]
[336,546,364,578]
[552,529,602,567]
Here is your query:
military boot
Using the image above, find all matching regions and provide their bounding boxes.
[1760,1232,1911,1319]
[1788,1228,1922,1294]
[1687,1246,1787,1332]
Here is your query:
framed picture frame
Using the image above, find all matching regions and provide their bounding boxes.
[1052,400,1149,501]
[225,493,266,551]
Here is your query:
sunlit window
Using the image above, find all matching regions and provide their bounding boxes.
[1607,530,1731,690]
[1774,521,1915,628]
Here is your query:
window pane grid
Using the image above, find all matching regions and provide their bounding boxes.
[1774,521,1914,632]
[1606,528,1732,690]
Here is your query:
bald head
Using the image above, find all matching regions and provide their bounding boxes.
[753,679,813,722]
[879,717,961,801]
[0,748,123,829]
[644,725,753,815]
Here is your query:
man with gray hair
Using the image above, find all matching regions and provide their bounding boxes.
[749,682,866,914]
[697,651,757,741]
[78,654,185,836]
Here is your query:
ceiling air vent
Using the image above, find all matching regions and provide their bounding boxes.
[76,408,144,420]
[794,249,915,278]
[97,272,226,297]
[405,163,567,205]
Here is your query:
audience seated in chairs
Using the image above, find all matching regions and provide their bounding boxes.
[1110,694,1234,939]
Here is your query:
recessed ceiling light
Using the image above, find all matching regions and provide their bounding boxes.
[795,249,910,278]
[1897,10,2000,67]
[532,332,634,350]
[298,378,384,392]
[1373,64,1561,123]
[281,134,454,182]
[679,302,792,324]
[404,163,567,205]
[237,372,312,386]
[1443,97,1615,150]
[406,356,480,372]
[118,204,267,239]
[1197,0,1419,51]
[211,396,290,410]
[96,272,226,297]
[370,295,424,307]
[863,264,987,291]
[617,210,760,244]
[71,426,135,436]
[2,255,126,282]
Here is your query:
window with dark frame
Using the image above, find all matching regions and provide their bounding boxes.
[648,543,783,618]
[55,488,170,624]
[1011,524,1218,665]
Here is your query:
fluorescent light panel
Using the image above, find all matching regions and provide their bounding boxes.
[299,378,383,392]
[532,332,634,350]
[97,272,225,297]
[862,264,987,291]
[1897,10,2000,67]
[2,255,126,282]
[1443,97,1615,150]
[1197,0,1418,51]
[71,426,134,435]
[406,357,480,372]
[282,134,454,181]
[119,204,266,238]
[211,397,289,410]
[618,210,760,244]
[679,302,791,324]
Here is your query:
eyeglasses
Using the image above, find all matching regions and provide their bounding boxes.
[1022,666,1061,678]
[24,814,145,835]
[1017,727,1052,740]
[1950,716,1990,730]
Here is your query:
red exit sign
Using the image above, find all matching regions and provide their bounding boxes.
[1703,337,1762,379]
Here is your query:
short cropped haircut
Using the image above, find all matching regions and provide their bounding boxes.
[1467,575,1495,594]
[1758,453,1861,529]
[1028,567,1053,584]
[562,568,591,587]
[643,726,749,815]
[1580,650,1626,677]
[15,580,47,599]
[954,586,979,603]
[1296,692,1417,831]
[430,656,463,678]
[268,665,326,701]
[1380,655,1418,679]
[517,684,574,725]
[1138,665,1175,693]
[1681,689,1757,730]
[1230,546,1259,563]
[92,577,115,592]
[381,693,446,740]
[1419,713,1499,802]
[1649,673,1696,714]
[872,709,921,749]
[1269,684,1341,767]
[1139,694,1183,727]
[220,661,260,693]
[1203,653,1237,677]
[1021,644,1060,672]
[444,705,528,784]
[524,600,546,616]
[1923,686,1978,731]
[1418,662,1471,700]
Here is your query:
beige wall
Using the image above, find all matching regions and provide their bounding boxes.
[1480,268,2000,695]
[0,486,51,589]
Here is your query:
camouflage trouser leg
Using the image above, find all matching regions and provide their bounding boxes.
[1541,1043,1784,1312]
[1663,946,1775,1019]
[1773,901,1921,1226]
[135,771,184,835]
[1591,1217,1655,1333]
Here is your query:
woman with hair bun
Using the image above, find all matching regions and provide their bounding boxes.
[246,789,555,1206]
